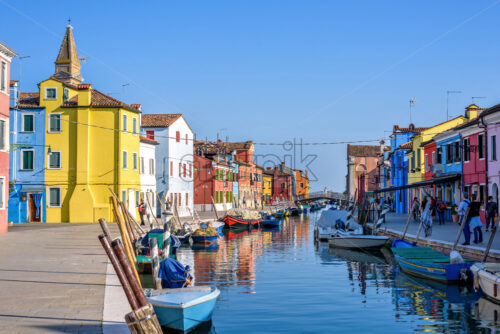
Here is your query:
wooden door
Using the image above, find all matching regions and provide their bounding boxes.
[28,194,41,222]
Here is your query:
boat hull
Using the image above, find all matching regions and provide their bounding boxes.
[191,235,218,245]
[329,235,389,250]
[148,287,220,332]
[471,263,500,303]
[222,215,261,229]
[262,219,281,227]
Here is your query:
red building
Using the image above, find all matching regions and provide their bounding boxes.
[0,42,16,233]
[267,167,293,202]
[193,155,234,212]
[422,139,436,181]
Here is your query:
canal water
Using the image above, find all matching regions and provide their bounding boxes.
[173,210,500,333]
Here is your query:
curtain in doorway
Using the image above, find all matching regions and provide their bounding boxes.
[32,193,42,218]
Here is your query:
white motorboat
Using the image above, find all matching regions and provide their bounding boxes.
[314,210,349,241]
[328,229,389,250]
[471,263,500,304]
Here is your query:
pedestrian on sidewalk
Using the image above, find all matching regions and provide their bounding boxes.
[411,197,420,222]
[137,199,146,226]
[486,196,498,232]
[457,193,471,245]
[421,195,433,237]
[436,198,446,225]
[467,194,483,244]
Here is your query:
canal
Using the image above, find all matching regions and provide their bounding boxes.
[173,211,499,333]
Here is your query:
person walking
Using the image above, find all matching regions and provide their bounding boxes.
[411,197,420,222]
[456,193,471,245]
[421,195,433,237]
[486,196,498,232]
[436,198,446,225]
[468,194,483,244]
[137,199,146,226]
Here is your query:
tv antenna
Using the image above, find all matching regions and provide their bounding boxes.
[446,90,462,120]
[409,97,418,124]
[472,96,486,105]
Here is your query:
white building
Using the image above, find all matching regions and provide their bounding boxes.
[139,136,158,217]
[141,114,194,217]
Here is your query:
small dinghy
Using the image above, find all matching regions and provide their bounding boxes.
[146,258,220,332]
[261,215,281,228]
[329,229,389,250]
[191,224,219,245]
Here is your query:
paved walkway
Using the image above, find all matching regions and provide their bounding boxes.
[379,212,500,253]
[0,223,126,334]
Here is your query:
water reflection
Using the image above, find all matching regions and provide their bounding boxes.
[172,213,500,333]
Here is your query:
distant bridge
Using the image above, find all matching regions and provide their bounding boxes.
[296,191,345,203]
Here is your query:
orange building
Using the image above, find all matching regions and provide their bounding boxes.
[294,169,309,199]
[346,145,381,203]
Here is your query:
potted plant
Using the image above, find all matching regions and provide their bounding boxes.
[451,203,459,223]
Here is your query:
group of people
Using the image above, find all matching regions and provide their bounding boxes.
[411,193,499,246]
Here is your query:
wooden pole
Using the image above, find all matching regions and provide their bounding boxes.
[482,219,498,262]
[124,304,162,334]
[401,208,414,240]
[155,191,167,212]
[414,219,424,245]
[98,218,112,240]
[149,238,162,290]
[120,201,137,242]
[162,221,171,260]
[126,209,146,236]
[211,196,220,220]
[452,207,470,252]
[111,238,148,307]
[111,196,140,283]
[98,234,139,310]
[145,192,161,229]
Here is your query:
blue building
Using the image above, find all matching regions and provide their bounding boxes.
[389,125,427,213]
[433,129,462,206]
[8,88,47,223]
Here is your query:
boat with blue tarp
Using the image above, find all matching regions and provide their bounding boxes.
[261,215,281,228]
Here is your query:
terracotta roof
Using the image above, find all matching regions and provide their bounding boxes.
[77,84,91,90]
[130,104,142,111]
[347,144,380,157]
[255,164,264,170]
[234,159,251,167]
[90,90,140,111]
[17,92,40,108]
[140,136,158,145]
[194,139,254,156]
[398,141,412,150]
[141,114,182,128]
[393,124,429,134]
[62,95,78,107]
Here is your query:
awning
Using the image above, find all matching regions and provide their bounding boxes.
[373,173,461,194]
[21,186,45,193]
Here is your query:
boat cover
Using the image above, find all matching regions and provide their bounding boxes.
[158,258,193,289]
[316,210,347,229]
[225,208,261,220]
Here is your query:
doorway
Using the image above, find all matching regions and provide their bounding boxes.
[28,193,42,222]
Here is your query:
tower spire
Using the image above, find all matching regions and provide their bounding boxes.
[53,24,83,85]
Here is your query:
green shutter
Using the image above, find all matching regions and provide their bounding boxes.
[23,150,33,170]
[215,169,219,181]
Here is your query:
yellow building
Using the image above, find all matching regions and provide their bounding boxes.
[262,170,273,205]
[38,25,141,222]
[407,106,480,185]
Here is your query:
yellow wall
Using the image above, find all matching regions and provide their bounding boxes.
[407,108,479,184]
[39,78,141,223]
[263,174,272,198]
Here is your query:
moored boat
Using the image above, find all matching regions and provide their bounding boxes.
[262,215,281,228]
[191,235,219,245]
[471,263,500,303]
[222,215,261,229]
[329,230,389,250]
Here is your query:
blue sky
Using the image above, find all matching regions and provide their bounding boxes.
[2,0,500,192]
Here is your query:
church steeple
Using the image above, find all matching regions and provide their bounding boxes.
[53,24,83,85]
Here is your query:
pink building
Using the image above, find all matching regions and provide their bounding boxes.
[456,119,487,222]
[0,42,16,233]
[481,105,500,203]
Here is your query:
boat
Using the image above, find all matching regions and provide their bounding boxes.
[136,231,181,273]
[391,245,475,283]
[191,235,219,245]
[471,263,500,303]
[314,210,346,241]
[273,211,285,219]
[329,230,389,250]
[147,286,220,332]
[261,215,281,228]
[222,208,262,229]
[288,207,300,216]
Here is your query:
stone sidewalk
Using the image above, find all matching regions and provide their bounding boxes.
[376,212,500,260]
[0,223,123,334]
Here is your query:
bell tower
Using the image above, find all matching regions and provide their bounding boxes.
[53,23,83,85]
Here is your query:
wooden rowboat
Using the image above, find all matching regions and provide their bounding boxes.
[222,215,261,230]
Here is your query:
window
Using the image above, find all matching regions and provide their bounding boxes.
[22,114,34,132]
[186,193,189,206]
[0,120,6,150]
[170,193,173,205]
[479,134,485,159]
[178,193,181,206]
[176,131,180,142]
[185,134,188,144]
[0,61,6,92]
[411,155,415,170]
[146,130,154,140]
[431,152,435,165]
[454,141,460,162]
[183,164,186,178]
[215,169,219,180]
[63,88,69,102]
[140,157,145,174]
[132,118,137,135]
[492,135,497,161]
[121,190,127,204]
[48,151,61,169]
[178,162,181,177]
[21,149,34,170]
[480,184,486,204]
[136,190,140,206]
[49,114,61,132]
[48,187,61,207]
[149,158,155,175]
[416,149,421,166]
[44,87,57,100]
[189,164,192,177]
[463,138,470,162]
[437,147,442,164]
[122,151,128,169]
[122,114,127,132]
[446,144,452,164]
[170,161,173,176]
[424,154,428,169]
[0,177,4,209]
[133,153,138,170]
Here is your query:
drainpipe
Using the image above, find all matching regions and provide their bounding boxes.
[479,116,488,201]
